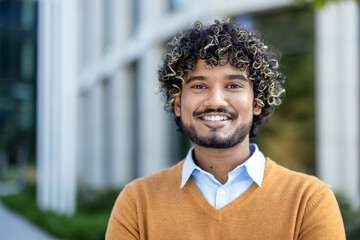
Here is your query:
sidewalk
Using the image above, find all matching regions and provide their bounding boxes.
[0,201,65,240]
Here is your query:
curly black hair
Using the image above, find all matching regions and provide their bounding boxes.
[158,20,285,137]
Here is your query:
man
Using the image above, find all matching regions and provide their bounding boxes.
[106,20,345,240]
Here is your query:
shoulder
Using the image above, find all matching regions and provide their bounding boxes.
[264,160,346,239]
[264,159,343,226]
[123,160,184,197]
[264,158,331,197]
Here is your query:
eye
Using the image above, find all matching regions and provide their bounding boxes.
[191,84,206,89]
[226,83,243,89]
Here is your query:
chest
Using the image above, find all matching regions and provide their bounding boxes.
[137,187,304,240]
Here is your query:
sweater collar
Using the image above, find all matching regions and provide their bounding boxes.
[180,143,266,188]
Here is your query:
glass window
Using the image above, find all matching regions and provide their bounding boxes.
[81,0,91,68]
[169,0,190,11]
[131,0,140,36]
[0,0,37,181]
[102,78,113,185]
[130,62,140,178]
[102,0,113,55]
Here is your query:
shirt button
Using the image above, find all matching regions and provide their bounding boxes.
[219,190,225,195]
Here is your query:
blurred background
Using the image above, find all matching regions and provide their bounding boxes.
[0,0,359,239]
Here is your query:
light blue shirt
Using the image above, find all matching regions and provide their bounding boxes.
[180,144,266,209]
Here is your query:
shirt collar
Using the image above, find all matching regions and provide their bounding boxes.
[180,143,266,188]
[244,144,266,187]
[180,148,199,188]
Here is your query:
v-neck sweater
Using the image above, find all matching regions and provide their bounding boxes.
[106,159,345,240]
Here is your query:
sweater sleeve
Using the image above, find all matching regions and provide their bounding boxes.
[106,185,139,240]
[298,186,346,240]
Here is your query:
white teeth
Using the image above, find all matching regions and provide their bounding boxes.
[202,115,229,121]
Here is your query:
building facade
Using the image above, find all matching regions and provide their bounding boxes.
[36,0,359,215]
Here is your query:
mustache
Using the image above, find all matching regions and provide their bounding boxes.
[193,108,238,119]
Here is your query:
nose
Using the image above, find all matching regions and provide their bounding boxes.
[204,85,228,108]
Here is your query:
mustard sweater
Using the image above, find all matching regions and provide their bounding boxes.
[106,159,345,240]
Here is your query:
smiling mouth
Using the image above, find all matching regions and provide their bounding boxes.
[201,115,230,122]
[193,108,237,123]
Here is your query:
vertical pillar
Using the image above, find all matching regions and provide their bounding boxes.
[137,47,171,177]
[93,0,104,59]
[132,0,172,177]
[90,85,106,188]
[37,0,79,215]
[90,0,105,188]
[315,2,359,206]
[104,0,134,186]
[109,69,134,185]
[78,0,107,189]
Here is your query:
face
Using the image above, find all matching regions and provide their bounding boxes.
[174,59,262,149]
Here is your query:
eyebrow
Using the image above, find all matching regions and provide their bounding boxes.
[185,76,206,84]
[185,74,248,84]
[227,74,248,82]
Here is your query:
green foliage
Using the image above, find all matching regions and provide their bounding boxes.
[0,166,16,181]
[335,193,360,240]
[295,0,359,9]
[1,186,121,240]
[295,0,327,8]
[77,188,122,213]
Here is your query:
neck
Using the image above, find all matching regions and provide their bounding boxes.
[192,137,251,184]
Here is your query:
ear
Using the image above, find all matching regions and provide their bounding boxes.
[253,103,262,116]
[174,96,181,117]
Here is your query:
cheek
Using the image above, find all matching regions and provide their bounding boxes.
[180,96,204,122]
[180,98,192,118]
[232,93,255,115]
[236,94,253,107]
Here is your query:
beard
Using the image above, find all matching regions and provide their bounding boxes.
[180,112,253,149]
